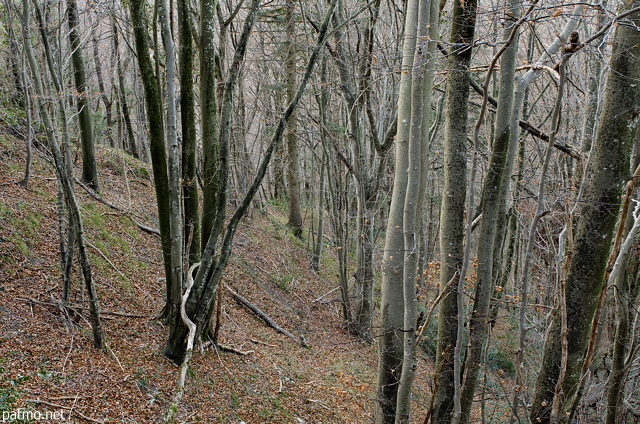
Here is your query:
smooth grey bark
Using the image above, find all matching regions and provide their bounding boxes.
[430,0,477,420]
[579,8,606,158]
[530,2,640,421]
[395,0,438,421]
[67,0,98,190]
[158,0,185,358]
[376,0,418,421]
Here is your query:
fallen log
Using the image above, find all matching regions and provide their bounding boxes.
[225,285,309,348]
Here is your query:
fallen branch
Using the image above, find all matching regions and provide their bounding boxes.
[312,286,340,303]
[202,341,254,356]
[85,240,127,280]
[226,285,309,348]
[130,218,161,236]
[15,297,149,318]
[74,176,160,236]
[249,338,277,347]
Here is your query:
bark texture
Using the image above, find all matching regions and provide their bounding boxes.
[531,3,640,421]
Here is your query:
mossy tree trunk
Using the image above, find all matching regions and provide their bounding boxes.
[200,0,219,253]
[459,0,523,420]
[67,0,98,190]
[164,0,337,364]
[430,0,477,420]
[178,0,200,263]
[129,0,173,317]
[531,2,640,421]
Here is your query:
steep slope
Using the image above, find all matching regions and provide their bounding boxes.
[0,121,434,423]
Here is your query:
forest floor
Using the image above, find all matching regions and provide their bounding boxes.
[0,123,447,423]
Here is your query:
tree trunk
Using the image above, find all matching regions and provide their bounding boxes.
[395,0,435,420]
[178,0,200,263]
[23,0,104,349]
[285,0,303,237]
[459,0,523,420]
[376,0,418,420]
[605,127,640,424]
[67,0,99,190]
[200,0,219,253]
[430,0,477,420]
[158,0,185,357]
[112,16,139,159]
[164,0,336,364]
[89,14,114,148]
[129,0,173,318]
[531,2,640,421]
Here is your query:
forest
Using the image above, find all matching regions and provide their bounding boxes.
[1,0,640,422]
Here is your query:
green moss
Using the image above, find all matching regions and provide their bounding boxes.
[82,202,105,227]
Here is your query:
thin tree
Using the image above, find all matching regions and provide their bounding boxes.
[395,0,439,420]
[376,0,419,420]
[129,0,173,317]
[22,0,104,349]
[164,0,337,364]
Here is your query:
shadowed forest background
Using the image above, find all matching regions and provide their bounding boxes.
[1,0,640,422]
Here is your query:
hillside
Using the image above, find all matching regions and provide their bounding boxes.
[0,123,436,423]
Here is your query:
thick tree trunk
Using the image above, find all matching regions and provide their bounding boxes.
[200,0,219,252]
[430,0,477,420]
[67,0,98,190]
[285,0,303,237]
[530,3,640,421]
[129,0,173,317]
